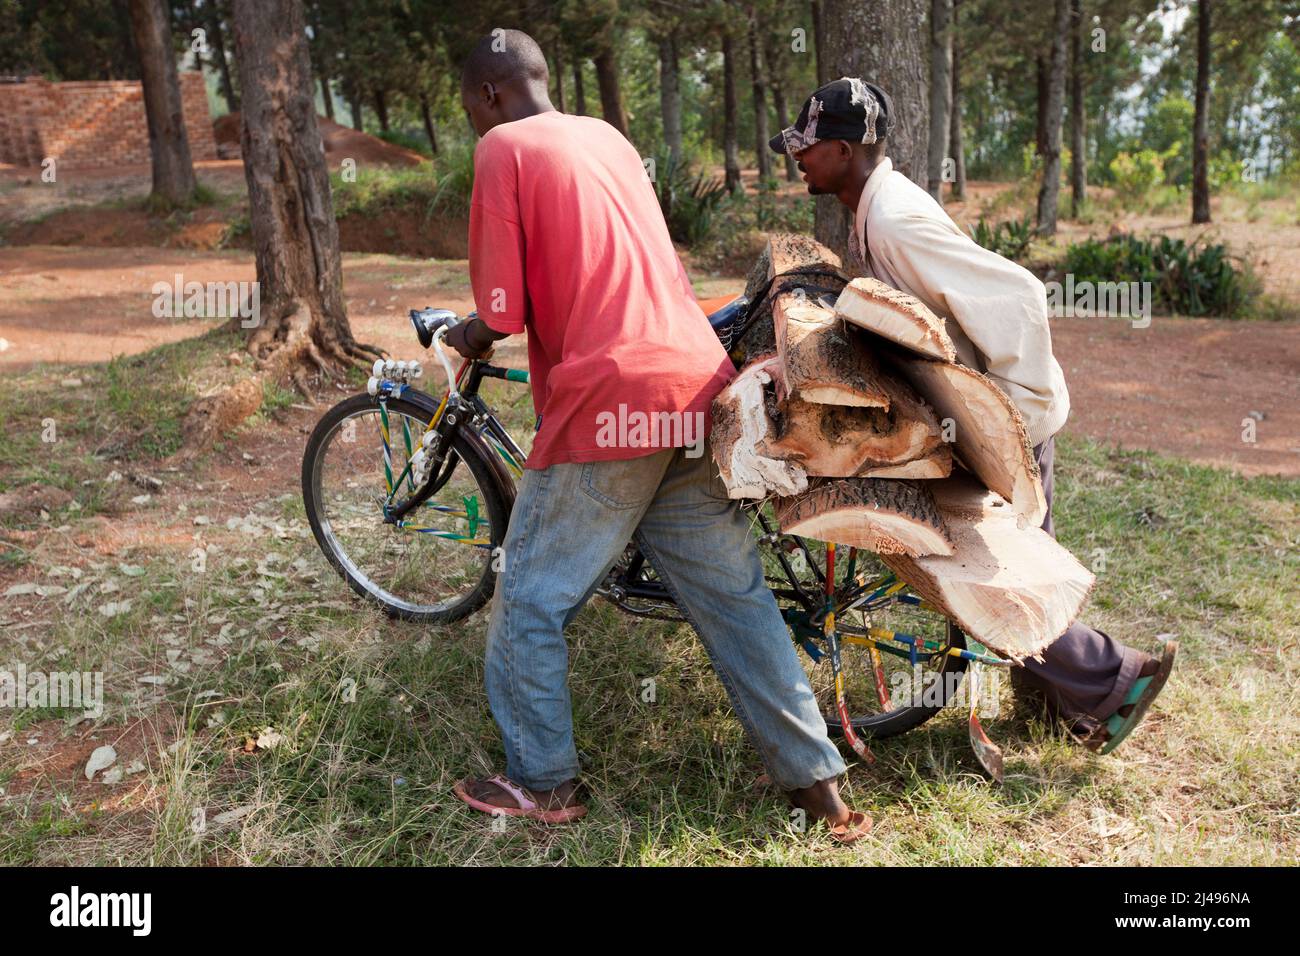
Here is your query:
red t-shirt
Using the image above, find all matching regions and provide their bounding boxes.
[468,111,736,469]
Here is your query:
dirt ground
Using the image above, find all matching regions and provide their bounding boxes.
[1,244,1296,477]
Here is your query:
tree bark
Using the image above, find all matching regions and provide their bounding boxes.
[229,0,379,386]
[343,75,362,130]
[927,0,952,201]
[420,93,438,154]
[949,7,966,201]
[320,75,334,120]
[1192,0,1212,223]
[206,0,239,111]
[593,47,629,138]
[813,0,929,259]
[1035,0,1069,236]
[1035,53,1048,155]
[748,12,772,181]
[552,40,566,113]
[777,478,953,557]
[372,88,390,132]
[572,57,586,115]
[1069,0,1086,214]
[722,30,742,192]
[127,0,198,206]
[658,33,682,160]
[765,32,800,181]
[810,0,828,84]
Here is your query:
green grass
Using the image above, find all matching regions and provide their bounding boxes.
[1,389,1294,863]
[0,328,240,527]
[1,327,1296,865]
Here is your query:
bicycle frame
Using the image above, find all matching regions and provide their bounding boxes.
[367,324,1009,676]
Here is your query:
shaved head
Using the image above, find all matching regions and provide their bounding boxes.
[460,29,549,93]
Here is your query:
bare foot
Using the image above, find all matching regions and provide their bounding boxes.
[786,777,872,843]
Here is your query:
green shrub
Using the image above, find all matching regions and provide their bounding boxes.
[1108,149,1168,204]
[650,148,728,245]
[969,214,1034,262]
[1062,234,1258,317]
[375,128,434,159]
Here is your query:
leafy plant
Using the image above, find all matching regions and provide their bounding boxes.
[969,214,1034,261]
[1108,149,1170,204]
[1062,234,1258,317]
[651,148,728,246]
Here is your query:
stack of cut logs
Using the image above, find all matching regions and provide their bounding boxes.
[711,234,1094,662]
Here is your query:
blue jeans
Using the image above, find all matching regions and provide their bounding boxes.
[483,442,847,792]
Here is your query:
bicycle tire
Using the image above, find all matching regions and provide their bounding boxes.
[823,622,970,739]
[302,392,514,624]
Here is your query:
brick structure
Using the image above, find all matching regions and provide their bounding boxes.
[0,72,217,169]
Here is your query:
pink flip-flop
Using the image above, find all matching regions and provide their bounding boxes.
[452,773,587,824]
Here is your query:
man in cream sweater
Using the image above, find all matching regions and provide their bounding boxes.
[773,78,1177,754]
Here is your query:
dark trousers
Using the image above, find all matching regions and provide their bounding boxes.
[1010,436,1144,733]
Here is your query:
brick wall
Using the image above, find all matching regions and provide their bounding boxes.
[0,72,217,169]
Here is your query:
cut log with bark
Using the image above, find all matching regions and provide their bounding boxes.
[776,478,953,557]
[762,371,949,477]
[738,234,848,358]
[881,476,1094,660]
[773,293,891,407]
[710,355,808,499]
[833,277,957,362]
[892,355,1047,527]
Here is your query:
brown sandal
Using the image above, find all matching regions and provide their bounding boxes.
[452,774,587,824]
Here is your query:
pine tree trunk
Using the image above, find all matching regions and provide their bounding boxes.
[320,75,334,120]
[1192,0,1212,223]
[927,0,952,202]
[343,76,362,130]
[813,0,929,258]
[748,14,772,181]
[128,0,198,206]
[207,1,239,111]
[1035,53,1048,155]
[372,88,390,132]
[810,0,828,84]
[765,31,800,181]
[572,57,586,115]
[229,0,379,386]
[1069,0,1086,213]
[593,47,629,138]
[658,33,682,160]
[949,9,966,201]
[1035,0,1069,236]
[722,30,741,193]
[420,94,438,155]
[552,41,566,113]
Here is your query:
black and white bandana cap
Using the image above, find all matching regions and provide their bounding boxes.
[769,77,893,157]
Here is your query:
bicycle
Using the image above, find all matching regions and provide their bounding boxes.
[301,297,1012,766]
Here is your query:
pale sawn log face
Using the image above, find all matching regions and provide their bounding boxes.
[833,277,958,363]
[891,354,1047,527]
[880,476,1094,661]
[775,477,953,557]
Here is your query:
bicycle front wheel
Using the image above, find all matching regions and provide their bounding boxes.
[302,393,513,624]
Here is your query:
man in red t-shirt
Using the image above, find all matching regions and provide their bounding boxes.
[443,30,867,841]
